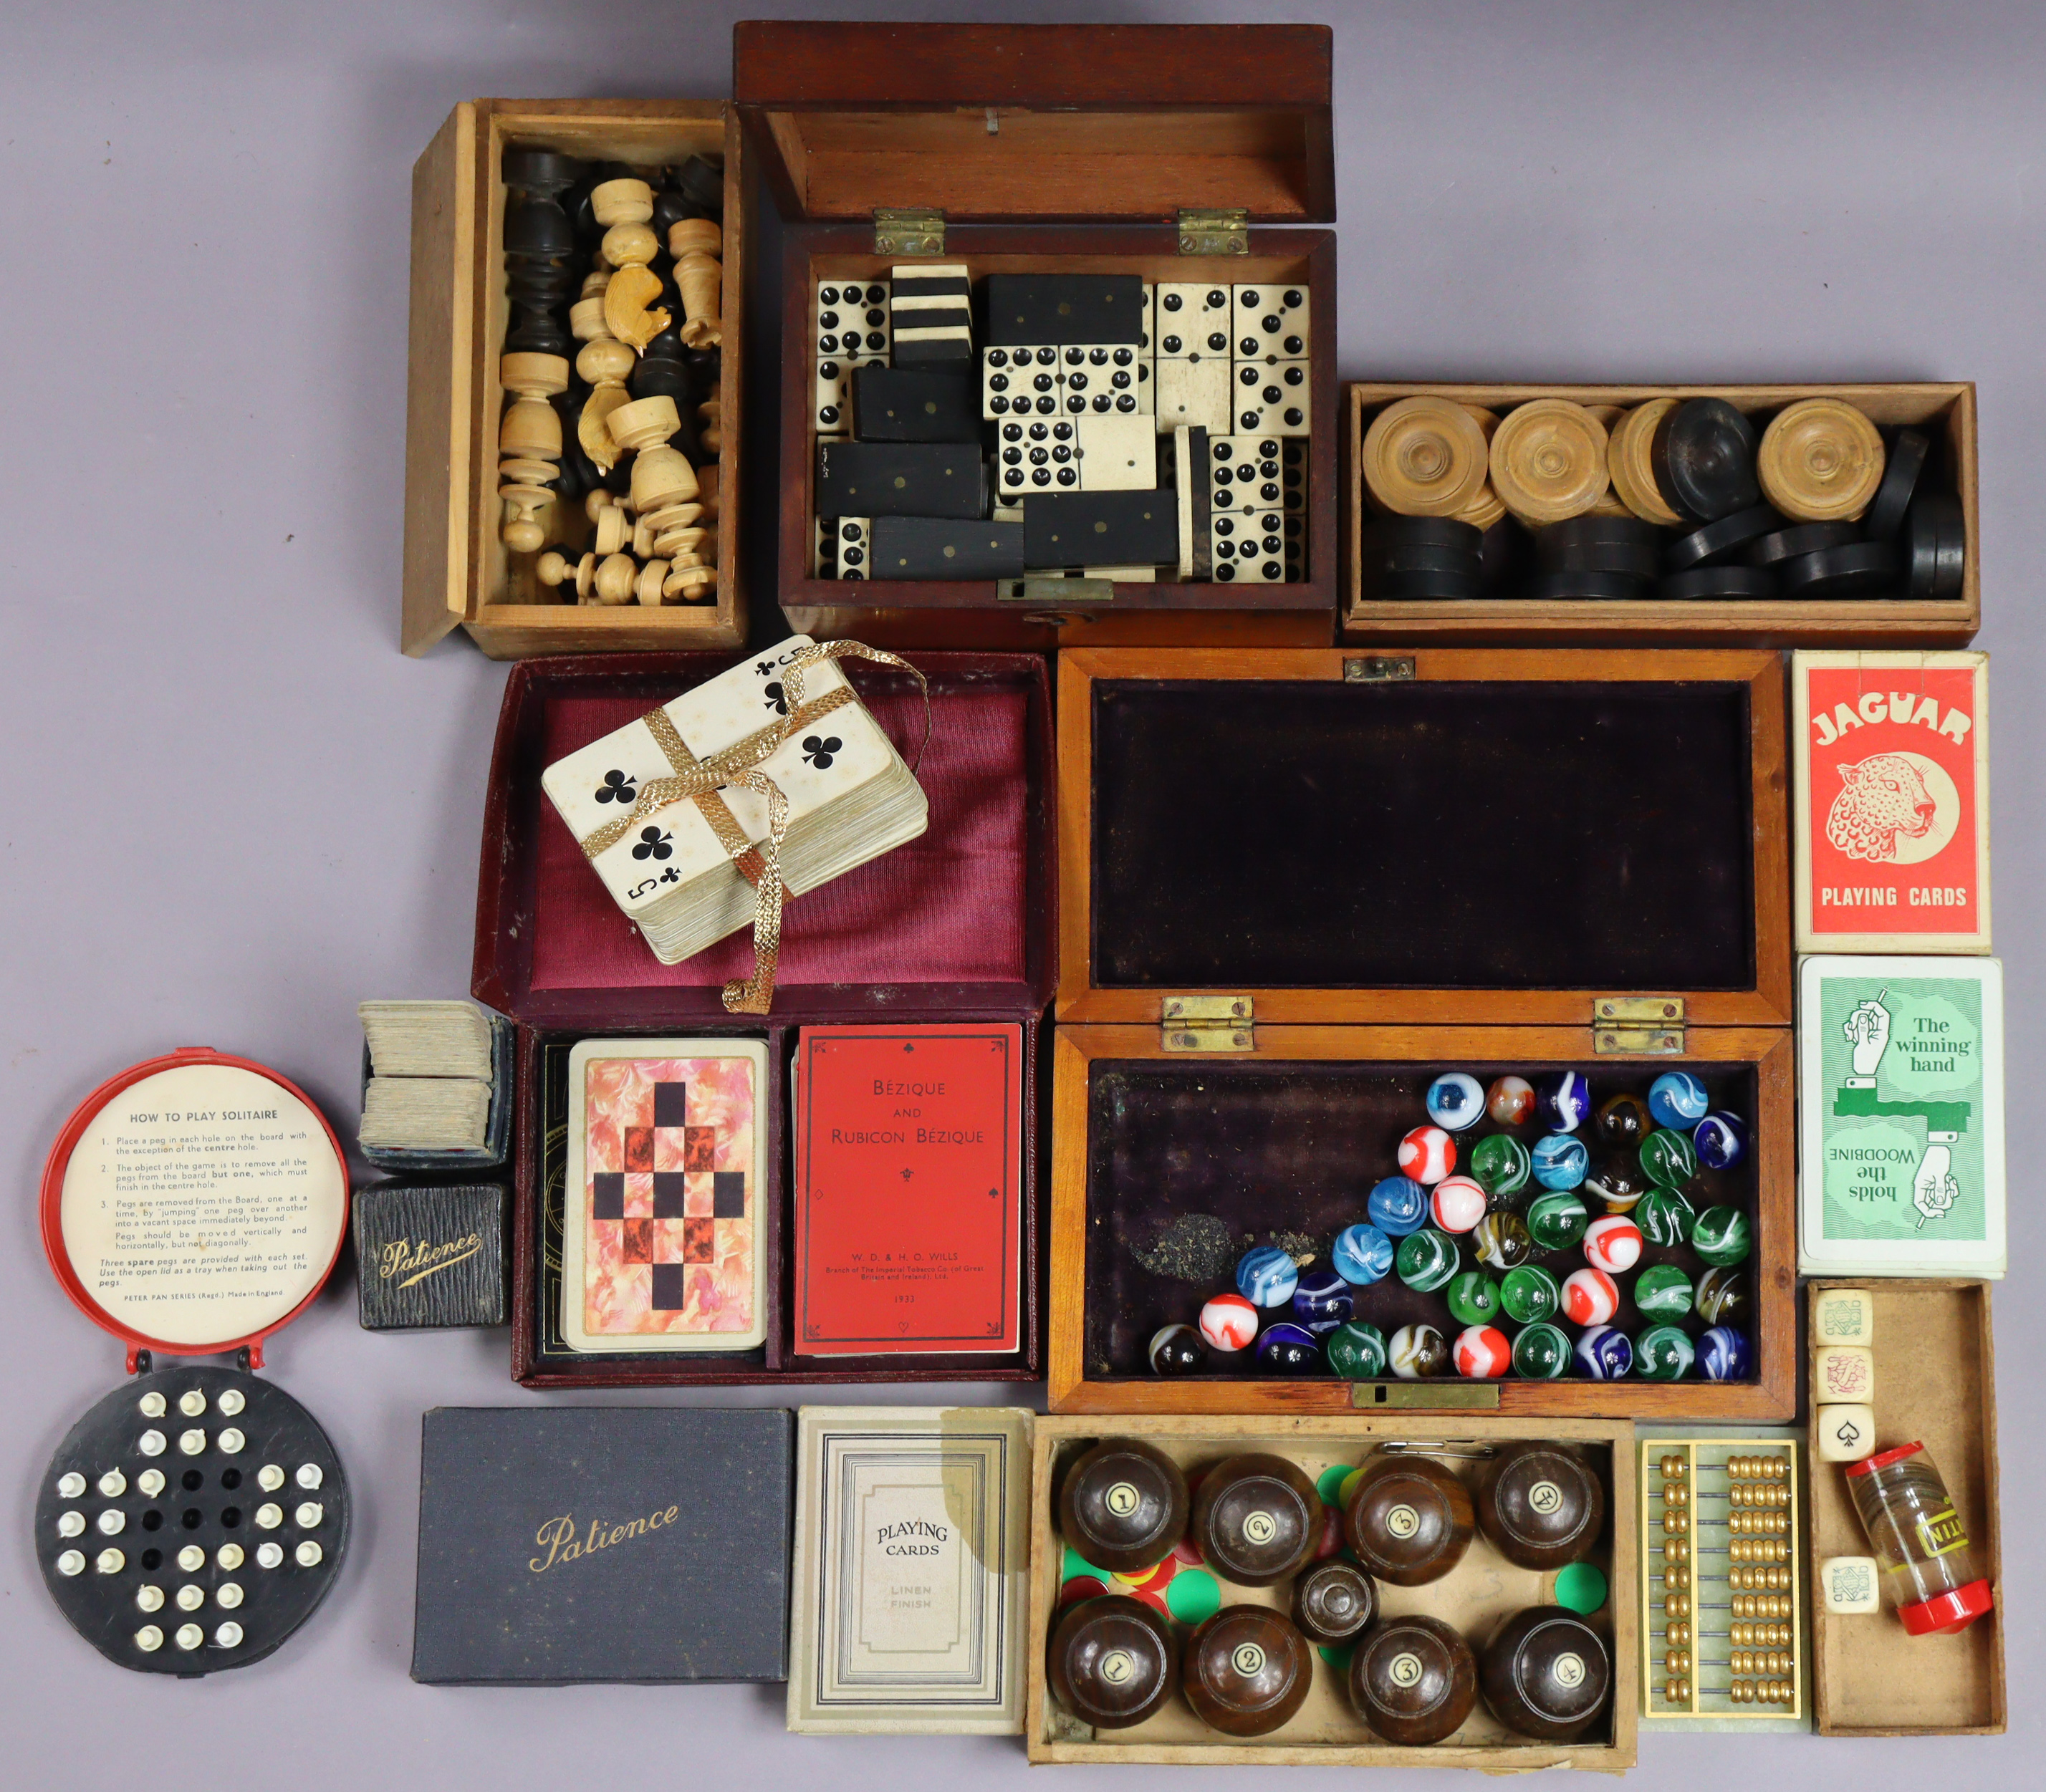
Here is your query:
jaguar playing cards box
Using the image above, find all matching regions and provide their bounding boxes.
[1792,651,1990,953]
[1798,955,2004,1278]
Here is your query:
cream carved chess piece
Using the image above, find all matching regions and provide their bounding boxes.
[496,352,569,551]
[595,178,669,352]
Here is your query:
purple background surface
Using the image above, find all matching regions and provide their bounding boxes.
[1,3,2037,1786]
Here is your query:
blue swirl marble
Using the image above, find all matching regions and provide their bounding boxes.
[1699,1325,1752,1382]
[1367,1175,1430,1238]
[1425,1071,1487,1132]
[1331,1223,1394,1286]
[1292,1267,1354,1334]
[1694,1110,1747,1170]
[1537,1071,1592,1132]
[1648,1071,1710,1129]
[1530,1132,1590,1191]
[1573,1323,1633,1380]
[1235,1246,1300,1307]
[1257,1321,1320,1373]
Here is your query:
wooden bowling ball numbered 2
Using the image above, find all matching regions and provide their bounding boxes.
[1183,1605,1312,1737]
[1343,1455,1476,1586]
[1348,1614,1478,1745]
[1191,1453,1320,1586]
[1057,1438,1190,1574]
[1476,1442,1606,1571]
[1047,1594,1178,1730]
[1479,1606,1612,1741]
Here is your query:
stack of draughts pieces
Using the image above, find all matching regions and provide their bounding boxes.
[542,637,927,965]
[358,999,495,1151]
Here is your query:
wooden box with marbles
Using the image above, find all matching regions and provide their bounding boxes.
[1025,1414,1637,1768]
[1048,646,1796,1421]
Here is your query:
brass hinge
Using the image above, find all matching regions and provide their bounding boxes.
[1594,995,1686,1055]
[1343,655,1416,683]
[1350,1382,1503,1411]
[873,207,945,256]
[1176,207,1248,256]
[1161,995,1254,1052]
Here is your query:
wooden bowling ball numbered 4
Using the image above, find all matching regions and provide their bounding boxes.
[1348,1614,1478,1745]
[1479,1606,1613,1741]
[1191,1453,1321,1586]
[1292,1558,1378,1647]
[1057,1438,1190,1574]
[1047,1594,1178,1730]
[1182,1605,1312,1737]
[1343,1455,1476,1586]
[1476,1442,1606,1571]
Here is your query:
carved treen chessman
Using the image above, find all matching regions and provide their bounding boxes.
[697,397,724,455]
[572,276,635,473]
[501,148,582,357]
[607,395,699,517]
[595,178,669,352]
[497,352,570,552]
[536,549,637,606]
[630,322,705,463]
[668,216,724,349]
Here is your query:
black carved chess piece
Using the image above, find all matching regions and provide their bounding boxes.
[502,148,582,357]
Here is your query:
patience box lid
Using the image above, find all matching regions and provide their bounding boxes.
[734,21,1335,226]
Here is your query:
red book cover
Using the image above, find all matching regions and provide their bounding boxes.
[792,1023,1022,1355]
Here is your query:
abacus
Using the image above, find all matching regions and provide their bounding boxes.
[1637,1435,1805,1725]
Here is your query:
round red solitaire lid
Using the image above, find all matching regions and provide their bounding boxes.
[1897,1579,1994,1637]
[1845,1440,1925,1478]
[39,1047,350,1369]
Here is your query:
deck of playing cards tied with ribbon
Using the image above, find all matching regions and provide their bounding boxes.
[541,637,928,1002]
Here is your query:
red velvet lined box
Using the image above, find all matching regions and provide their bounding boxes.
[474,650,1055,1387]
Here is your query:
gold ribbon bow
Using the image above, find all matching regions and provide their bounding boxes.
[575,641,928,1014]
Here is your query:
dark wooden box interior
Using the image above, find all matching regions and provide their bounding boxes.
[471,650,1055,1385]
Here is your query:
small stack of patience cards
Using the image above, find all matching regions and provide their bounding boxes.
[358,999,495,1150]
[563,1038,769,1353]
[542,636,927,965]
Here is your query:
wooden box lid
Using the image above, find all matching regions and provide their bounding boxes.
[733,21,1334,223]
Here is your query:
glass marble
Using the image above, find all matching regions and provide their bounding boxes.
[1486,1075,1536,1126]
[1691,1205,1752,1267]
[1694,1110,1747,1171]
[1560,1267,1620,1327]
[1292,1268,1354,1334]
[1648,1071,1710,1129]
[1636,1186,1696,1249]
[1368,1175,1429,1238]
[1699,1324,1750,1382]
[1582,1155,1650,1213]
[1595,1092,1653,1148]
[1398,1124,1456,1185]
[1696,1265,1752,1328]
[1537,1071,1592,1132]
[1258,1322,1322,1374]
[1149,1323,1207,1375]
[1445,1269,1502,1327]
[1582,1215,1643,1276]
[1332,1223,1394,1286]
[1499,1263,1561,1325]
[1512,1321,1572,1379]
[1639,1127,1699,1189]
[1426,1072,1487,1132]
[1636,1325,1695,1381]
[1530,1133,1589,1191]
[1389,1322,1450,1379]
[1632,1263,1694,1321]
[1430,1175,1488,1234]
[1396,1228,1459,1294]
[1236,1246,1300,1307]
[1525,1189,1590,1251]
[1454,1325,1513,1378]
[1324,1319,1388,1379]
[1472,1210,1532,1271]
[1573,1324,1633,1380]
[1469,1134,1531,1201]
[1199,1293,1259,1352]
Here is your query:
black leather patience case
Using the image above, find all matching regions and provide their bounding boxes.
[353,1182,507,1330]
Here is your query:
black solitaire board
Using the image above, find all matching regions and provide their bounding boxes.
[37,1364,348,1675]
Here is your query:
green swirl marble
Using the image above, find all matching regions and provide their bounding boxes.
[1323,1319,1388,1379]
[1525,1189,1590,1251]
[1511,1321,1572,1379]
[1632,1262,1694,1321]
[1691,1205,1752,1267]
[1499,1263,1562,1325]
[1640,1127,1699,1189]
[1396,1227,1459,1294]
[1469,1132,1531,1200]
[1445,1269,1501,1327]
[1636,1324,1696,1381]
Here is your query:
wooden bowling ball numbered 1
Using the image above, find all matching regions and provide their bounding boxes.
[1476,1442,1606,1571]
[1182,1604,1312,1737]
[1047,1594,1178,1730]
[1057,1438,1190,1574]
[1348,1614,1478,1745]
[1292,1558,1378,1647]
[1190,1453,1320,1586]
[1343,1455,1475,1586]
[1479,1606,1612,1741]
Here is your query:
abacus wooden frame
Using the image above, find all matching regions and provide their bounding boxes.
[1343,382,1980,647]
[1024,1412,1638,1768]
[403,100,746,659]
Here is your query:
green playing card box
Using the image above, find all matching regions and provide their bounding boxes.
[1797,955,2004,1278]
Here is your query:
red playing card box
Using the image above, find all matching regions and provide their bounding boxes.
[1793,652,1992,954]
[792,1023,1023,1355]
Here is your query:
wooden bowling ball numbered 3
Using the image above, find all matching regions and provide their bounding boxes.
[1343,1455,1476,1586]
[1348,1614,1478,1745]
[1479,1606,1612,1741]
[1476,1442,1606,1571]
[1191,1454,1320,1586]
[1182,1605,1312,1737]
[1057,1438,1190,1574]
[1047,1594,1178,1730]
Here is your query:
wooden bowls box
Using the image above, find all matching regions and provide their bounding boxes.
[471,651,1054,1387]
[736,21,1340,650]
[403,100,747,657]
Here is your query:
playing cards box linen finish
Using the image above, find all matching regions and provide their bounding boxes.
[792,1023,1024,1356]
[412,1407,793,1684]
[787,1407,1032,1733]
[1798,955,2005,1278]
[1793,650,1990,953]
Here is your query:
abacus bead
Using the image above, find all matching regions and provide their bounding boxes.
[1425,1071,1487,1131]
[1368,1175,1430,1238]
[1647,1071,1709,1128]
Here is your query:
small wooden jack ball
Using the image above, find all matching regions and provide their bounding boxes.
[1291,1559,1378,1647]
[1182,1605,1312,1738]
[1057,1438,1189,1575]
[1047,1594,1177,1730]
[1348,1614,1477,1745]
[1343,1455,1476,1586]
